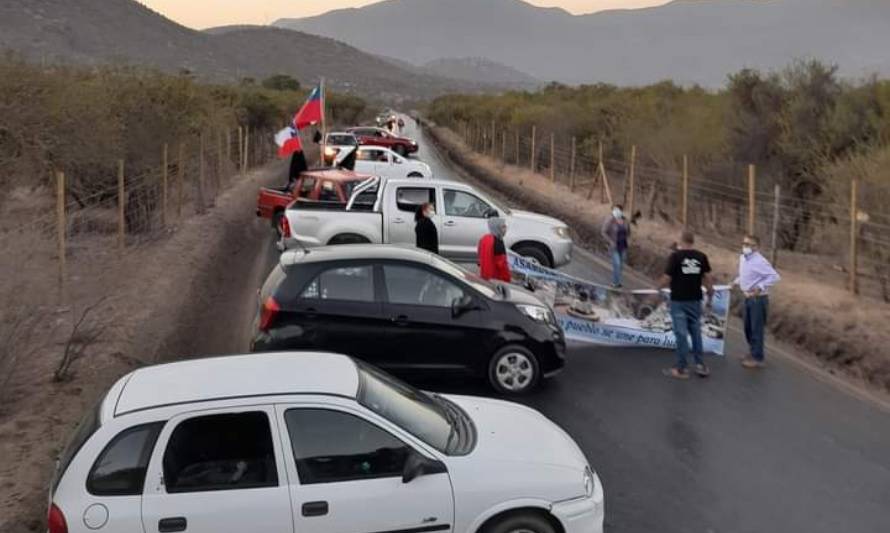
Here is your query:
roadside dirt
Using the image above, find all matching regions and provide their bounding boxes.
[0,162,282,532]
[421,120,890,395]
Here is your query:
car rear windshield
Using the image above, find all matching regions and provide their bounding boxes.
[51,398,102,494]
[261,264,287,301]
[327,134,357,146]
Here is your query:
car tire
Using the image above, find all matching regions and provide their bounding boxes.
[272,210,285,237]
[513,244,552,268]
[394,145,407,156]
[488,345,540,396]
[482,511,556,533]
[328,233,371,245]
[407,171,424,178]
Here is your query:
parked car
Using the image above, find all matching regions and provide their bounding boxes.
[346,126,419,156]
[252,244,566,394]
[255,169,373,231]
[47,353,603,533]
[321,132,358,165]
[280,176,573,268]
[347,145,432,179]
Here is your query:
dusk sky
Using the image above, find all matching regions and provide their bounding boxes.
[139,0,671,29]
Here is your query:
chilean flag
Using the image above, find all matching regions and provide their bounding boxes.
[293,84,323,130]
[275,127,303,159]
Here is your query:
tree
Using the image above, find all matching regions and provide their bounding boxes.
[262,74,301,92]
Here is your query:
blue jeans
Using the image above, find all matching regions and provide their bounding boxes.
[610,249,626,286]
[744,296,769,361]
[670,301,704,370]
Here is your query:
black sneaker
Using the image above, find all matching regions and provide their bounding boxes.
[694,364,710,378]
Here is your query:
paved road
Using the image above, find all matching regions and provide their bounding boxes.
[401,118,890,533]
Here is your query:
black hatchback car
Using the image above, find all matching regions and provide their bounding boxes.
[251,245,566,394]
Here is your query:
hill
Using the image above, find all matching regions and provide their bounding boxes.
[0,0,486,101]
[422,57,540,89]
[275,0,890,86]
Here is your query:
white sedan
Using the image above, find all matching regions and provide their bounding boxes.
[47,352,604,533]
[351,145,432,179]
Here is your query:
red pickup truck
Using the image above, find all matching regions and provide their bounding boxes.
[256,169,373,229]
[346,126,419,156]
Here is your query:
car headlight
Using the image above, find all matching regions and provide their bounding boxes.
[583,467,594,498]
[517,304,554,324]
[324,147,338,156]
[553,226,570,239]
[410,140,418,146]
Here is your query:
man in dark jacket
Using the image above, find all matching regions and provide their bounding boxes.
[602,204,630,287]
[414,203,439,254]
[478,212,511,282]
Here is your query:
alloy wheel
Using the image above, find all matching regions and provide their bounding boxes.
[495,352,535,392]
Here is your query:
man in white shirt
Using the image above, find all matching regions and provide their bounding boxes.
[734,235,781,368]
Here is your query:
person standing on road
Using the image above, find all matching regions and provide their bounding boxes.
[734,235,780,369]
[657,230,715,380]
[414,202,439,254]
[478,212,511,282]
[602,204,630,288]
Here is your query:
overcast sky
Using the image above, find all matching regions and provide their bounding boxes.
[139,0,671,29]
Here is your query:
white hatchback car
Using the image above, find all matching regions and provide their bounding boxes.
[349,145,432,179]
[48,353,604,533]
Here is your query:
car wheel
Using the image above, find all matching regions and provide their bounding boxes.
[513,244,552,268]
[328,233,371,245]
[271,210,284,236]
[483,511,556,533]
[488,345,540,396]
[407,171,423,178]
[394,145,407,156]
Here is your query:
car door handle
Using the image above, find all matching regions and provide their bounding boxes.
[444,220,456,227]
[158,517,187,533]
[393,217,405,224]
[391,314,410,325]
[302,501,329,517]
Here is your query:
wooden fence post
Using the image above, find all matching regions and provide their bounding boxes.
[770,184,780,266]
[682,155,689,226]
[550,133,555,182]
[849,178,859,294]
[515,129,520,165]
[597,140,605,202]
[490,120,496,157]
[501,130,507,162]
[243,127,250,173]
[177,142,184,219]
[530,126,537,172]
[217,131,223,189]
[117,159,125,250]
[197,134,206,214]
[56,171,66,293]
[226,129,232,164]
[569,137,577,191]
[237,126,243,172]
[747,164,756,235]
[161,143,168,227]
[627,145,636,216]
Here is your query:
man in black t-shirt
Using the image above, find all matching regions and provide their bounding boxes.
[657,230,715,379]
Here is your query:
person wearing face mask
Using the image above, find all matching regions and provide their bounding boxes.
[478,212,511,282]
[602,204,631,287]
[733,235,780,368]
[414,202,439,254]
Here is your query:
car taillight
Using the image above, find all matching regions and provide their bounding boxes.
[48,503,67,533]
[259,297,280,332]
[279,215,291,238]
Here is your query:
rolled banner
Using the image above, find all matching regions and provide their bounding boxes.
[508,253,732,356]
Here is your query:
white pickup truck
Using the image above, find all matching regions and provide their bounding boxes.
[280,176,573,267]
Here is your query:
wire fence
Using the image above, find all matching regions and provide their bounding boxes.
[456,121,890,302]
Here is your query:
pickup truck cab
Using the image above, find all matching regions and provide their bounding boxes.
[347,126,419,156]
[256,169,373,229]
[353,146,432,179]
[281,176,573,268]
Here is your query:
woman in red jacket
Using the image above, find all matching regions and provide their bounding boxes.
[478,212,511,282]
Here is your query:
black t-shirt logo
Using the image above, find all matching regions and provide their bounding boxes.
[681,258,702,275]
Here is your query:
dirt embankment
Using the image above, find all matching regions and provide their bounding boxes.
[0,162,283,533]
[420,119,890,394]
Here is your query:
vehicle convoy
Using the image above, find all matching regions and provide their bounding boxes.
[280,176,573,268]
[351,145,432,179]
[321,131,358,165]
[347,126,419,156]
[255,169,373,229]
[252,245,566,394]
[47,353,604,533]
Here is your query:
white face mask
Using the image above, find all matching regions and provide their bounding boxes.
[742,246,753,256]
[613,209,623,219]
[425,209,435,218]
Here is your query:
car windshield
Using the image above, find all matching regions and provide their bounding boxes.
[357,363,455,453]
[327,134,357,146]
[430,255,499,299]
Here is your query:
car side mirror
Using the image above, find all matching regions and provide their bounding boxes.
[451,295,477,318]
[402,450,446,484]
